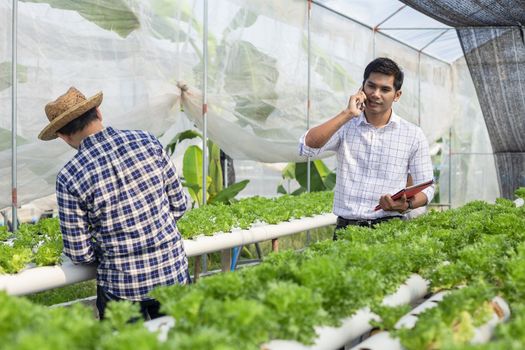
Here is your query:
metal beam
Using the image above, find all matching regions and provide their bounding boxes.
[310,0,452,65]
[419,29,450,52]
[373,5,407,31]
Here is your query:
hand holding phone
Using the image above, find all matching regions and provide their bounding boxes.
[346,88,367,117]
[356,86,366,111]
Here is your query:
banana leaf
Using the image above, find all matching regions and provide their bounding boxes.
[0,62,27,92]
[210,180,249,204]
[22,0,139,38]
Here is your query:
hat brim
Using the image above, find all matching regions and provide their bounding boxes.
[38,92,103,141]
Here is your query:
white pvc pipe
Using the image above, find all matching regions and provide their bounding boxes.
[142,276,428,348]
[471,296,510,344]
[351,295,511,350]
[382,274,428,307]
[183,213,337,257]
[395,291,449,329]
[263,308,380,350]
[143,315,174,342]
[350,331,402,350]
[0,261,96,295]
[0,214,337,295]
[143,292,404,349]
[350,291,450,350]
[262,274,428,350]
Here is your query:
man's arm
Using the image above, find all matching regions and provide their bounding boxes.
[305,90,366,148]
[56,178,96,264]
[159,144,187,220]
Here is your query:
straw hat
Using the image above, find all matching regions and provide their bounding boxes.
[39,87,103,141]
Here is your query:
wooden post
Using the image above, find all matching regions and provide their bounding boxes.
[271,238,279,253]
[193,255,201,282]
[221,249,231,272]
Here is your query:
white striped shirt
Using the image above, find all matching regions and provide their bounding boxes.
[299,111,434,220]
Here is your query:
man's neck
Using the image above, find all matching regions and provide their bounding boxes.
[69,121,104,149]
[364,109,392,128]
[80,121,104,139]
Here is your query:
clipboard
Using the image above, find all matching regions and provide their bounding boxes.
[374,179,434,211]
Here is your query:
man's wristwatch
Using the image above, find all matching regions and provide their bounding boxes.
[401,199,413,214]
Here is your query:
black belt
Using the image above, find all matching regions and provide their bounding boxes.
[336,215,402,228]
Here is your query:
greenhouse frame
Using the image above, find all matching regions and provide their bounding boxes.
[1,0,525,349]
[3,0,523,220]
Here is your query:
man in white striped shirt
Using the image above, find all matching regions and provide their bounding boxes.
[299,58,434,237]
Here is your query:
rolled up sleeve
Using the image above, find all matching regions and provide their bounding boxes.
[299,128,343,157]
[56,177,96,264]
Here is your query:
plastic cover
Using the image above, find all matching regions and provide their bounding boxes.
[0,0,499,210]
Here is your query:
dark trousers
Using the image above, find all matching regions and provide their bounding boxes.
[96,285,164,321]
[333,215,402,240]
[96,270,192,321]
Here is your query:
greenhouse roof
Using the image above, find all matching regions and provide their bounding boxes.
[316,0,464,62]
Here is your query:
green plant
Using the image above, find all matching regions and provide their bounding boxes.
[277,160,336,195]
[2,197,525,348]
[166,129,248,206]
[0,217,64,274]
[515,187,525,200]
[26,280,96,306]
[0,225,10,241]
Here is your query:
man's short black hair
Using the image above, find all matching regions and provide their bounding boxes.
[363,57,404,91]
[57,107,98,136]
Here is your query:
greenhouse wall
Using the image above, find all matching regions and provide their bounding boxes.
[0,0,500,217]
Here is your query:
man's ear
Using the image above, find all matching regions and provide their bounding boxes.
[394,90,402,102]
[95,107,102,121]
[56,132,70,143]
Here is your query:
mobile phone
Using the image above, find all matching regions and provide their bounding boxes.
[359,84,366,110]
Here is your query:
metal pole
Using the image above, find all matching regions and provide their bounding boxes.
[307,0,311,194]
[11,0,18,232]
[224,157,228,187]
[372,28,376,58]
[449,127,452,208]
[417,52,421,127]
[306,0,312,245]
[201,0,208,273]
[372,5,407,31]
[202,0,208,206]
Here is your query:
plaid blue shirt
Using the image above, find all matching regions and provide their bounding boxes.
[56,127,189,301]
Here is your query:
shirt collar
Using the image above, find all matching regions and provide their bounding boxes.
[79,127,115,151]
[357,110,400,128]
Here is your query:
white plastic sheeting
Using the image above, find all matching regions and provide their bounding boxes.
[0,0,200,209]
[0,0,499,210]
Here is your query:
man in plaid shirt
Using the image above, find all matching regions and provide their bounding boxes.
[300,58,434,237]
[39,87,189,320]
